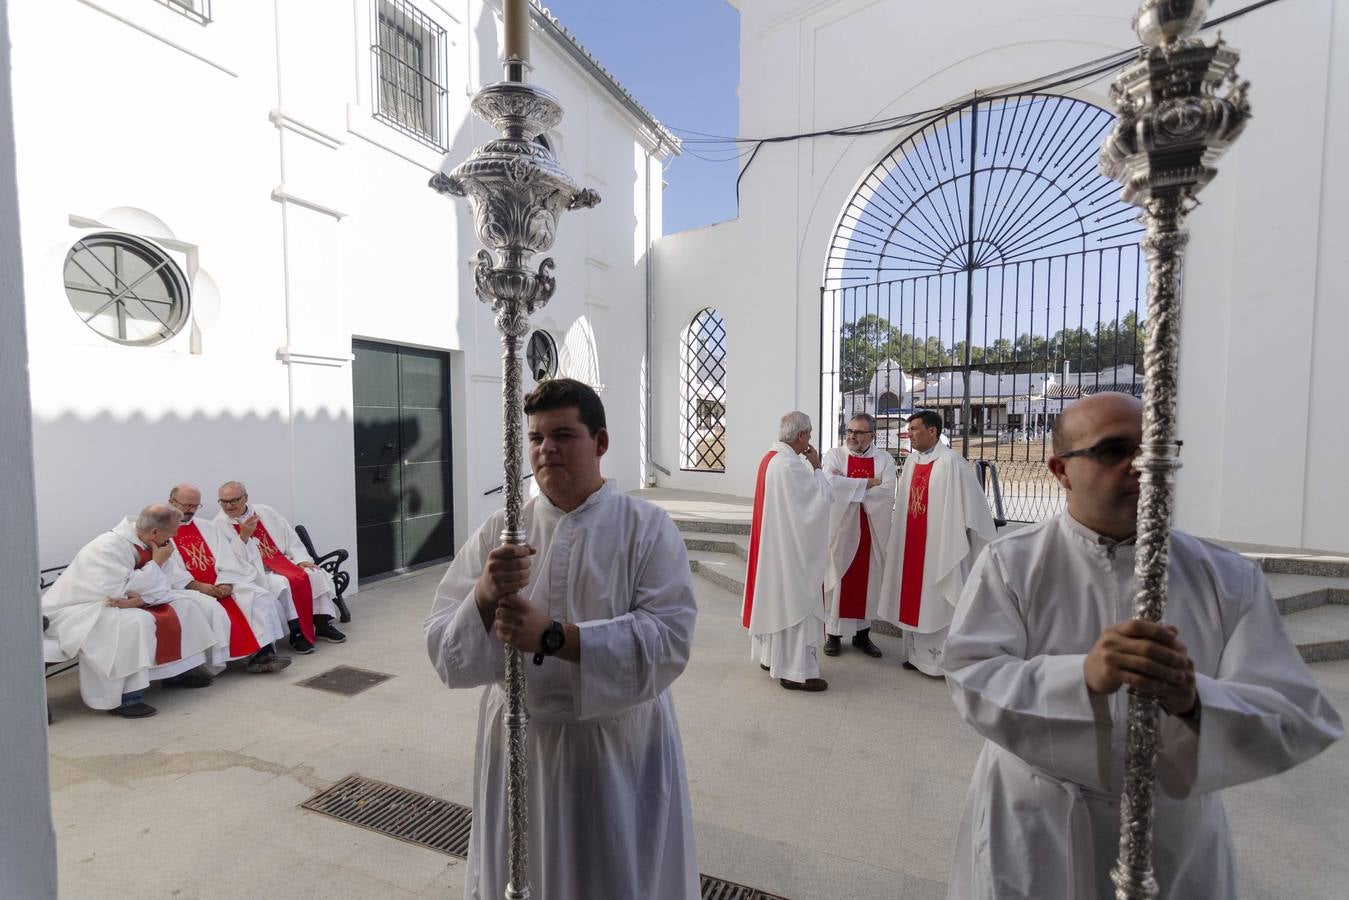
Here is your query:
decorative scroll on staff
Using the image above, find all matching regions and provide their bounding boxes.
[1097,1,1249,897]
[429,1,599,896]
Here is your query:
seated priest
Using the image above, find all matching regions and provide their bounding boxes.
[168,482,290,673]
[213,481,346,654]
[41,504,232,718]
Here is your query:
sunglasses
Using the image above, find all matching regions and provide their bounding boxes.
[1058,438,1182,466]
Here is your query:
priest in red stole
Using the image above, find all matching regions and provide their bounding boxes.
[168,483,290,673]
[878,411,996,676]
[213,481,346,654]
[743,411,864,692]
[41,504,232,717]
[822,413,897,658]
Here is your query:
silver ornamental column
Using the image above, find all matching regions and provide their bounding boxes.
[429,49,600,900]
[1098,1,1249,897]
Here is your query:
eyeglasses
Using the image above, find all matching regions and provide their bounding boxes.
[218,495,246,506]
[1058,439,1182,465]
[845,429,873,437]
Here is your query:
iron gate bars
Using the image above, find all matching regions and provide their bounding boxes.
[429,39,601,900]
[1098,1,1250,897]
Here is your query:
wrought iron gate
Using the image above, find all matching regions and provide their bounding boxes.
[821,93,1148,522]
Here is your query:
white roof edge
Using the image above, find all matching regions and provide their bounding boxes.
[531,2,682,156]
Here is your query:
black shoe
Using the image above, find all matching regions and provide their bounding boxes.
[246,653,293,674]
[759,664,770,672]
[852,630,883,658]
[163,671,212,689]
[314,621,347,644]
[902,661,919,671]
[780,678,829,692]
[109,701,158,718]
[823,635,842,657]
[289,633,316,655]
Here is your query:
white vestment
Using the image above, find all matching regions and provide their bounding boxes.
[425,481,699,900]
[214,503,337,622]
[822,444,896,637]
[943,513,1343,899]
[41,518,231,709]
[877,443,995,674]
[171,518,287,658]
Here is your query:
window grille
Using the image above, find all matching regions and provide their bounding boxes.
[159,0,212,24]
[680,308,727,472]
[63,233,191,346]
[371,0,450,151]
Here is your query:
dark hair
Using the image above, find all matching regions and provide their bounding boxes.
[908,410,943,434]
[523,378,607,436]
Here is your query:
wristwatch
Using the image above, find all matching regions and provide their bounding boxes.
[532,620,565,665]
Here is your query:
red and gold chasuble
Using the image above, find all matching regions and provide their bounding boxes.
[837,454,875,619]
[133,544,182,665]
[898,461,935,627]
[175,522,261,657]
[238,518,315,642]
[741,450,778,628]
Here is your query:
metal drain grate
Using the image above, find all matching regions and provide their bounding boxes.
[700,875,789,899]
[301,774,472,856]
[296,665,393,696]
[304,776,790,898]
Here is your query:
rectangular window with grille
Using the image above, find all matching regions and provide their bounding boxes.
[371,0,450,151]
[160,0,212,23]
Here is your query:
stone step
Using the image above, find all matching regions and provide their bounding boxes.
[672,516,751,536]
[686,549,1349,662]
[681,531,749,560]
[1282,603,1349,664]
[1249,553,1349,579]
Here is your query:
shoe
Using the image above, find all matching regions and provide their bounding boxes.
[780,678,828,692]
[823,635,842,657]
[163,671,212,689]
[314,621,347,644]
[108,702,158,718]
[246,654,293,674]
[289,633,316,655]
[759,664,770,672]
[852,630,883,658]
[902,661,919,671]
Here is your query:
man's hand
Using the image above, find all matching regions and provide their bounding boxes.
[474,543,536,626]
[151,541,173,566]
[805,445,821,470]
[829,468,844,476]
[106,592,146,609]
[239,513,260,542]
[298,561,316,570]
[212,583,233,598]
[494,592,549,653]
[866,477,881,488]
[1084,620,1197,716]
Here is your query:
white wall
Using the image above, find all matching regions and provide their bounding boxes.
[12,0,671,577]
[0,0,58,891]
[655,0,1348,551]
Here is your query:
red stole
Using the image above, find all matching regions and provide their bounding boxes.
[898,461,935,627]
[741,450,778,628]
[239,518,314,642]
[176,522,261,657]
[133,545,183,665]
[837,454,875,619]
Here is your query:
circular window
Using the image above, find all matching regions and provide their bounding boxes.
[527,329,558,381]
[63,233,190,346]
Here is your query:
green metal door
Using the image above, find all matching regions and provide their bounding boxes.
[353,340,454,578]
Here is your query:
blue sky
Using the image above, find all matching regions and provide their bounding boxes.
[540,0,740,235]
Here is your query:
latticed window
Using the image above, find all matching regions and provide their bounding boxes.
[160,0,212,24]
[680,308,727,472]
[372,0,450,151]
[63,233,190,346]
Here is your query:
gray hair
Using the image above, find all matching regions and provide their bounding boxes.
[848,412,878,433]
[136,503,182,533]
[219,480,247,498]
[778,411,813,443]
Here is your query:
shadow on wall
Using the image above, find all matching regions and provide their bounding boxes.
[31,409,354,570]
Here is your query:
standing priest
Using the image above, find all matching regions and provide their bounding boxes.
[942,393,1342,898]
[822,413,896,658]
[425,378,699,900]
[743,411,864,692]
[168,483,290,673]
[878,411,996,675]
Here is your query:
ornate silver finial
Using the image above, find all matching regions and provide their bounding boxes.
[1133,0,1211,47]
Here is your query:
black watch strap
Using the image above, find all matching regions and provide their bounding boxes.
[532,620,565,665]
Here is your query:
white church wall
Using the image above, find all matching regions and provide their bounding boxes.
[11,0,672,579]
[657,0,1347,550]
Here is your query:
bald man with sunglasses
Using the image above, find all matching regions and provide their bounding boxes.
[940,392,1341,899]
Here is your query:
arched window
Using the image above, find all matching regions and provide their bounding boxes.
[680,308,726,472]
